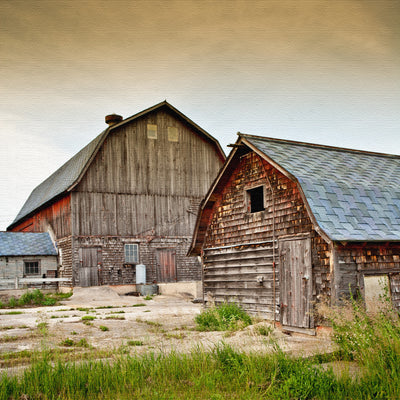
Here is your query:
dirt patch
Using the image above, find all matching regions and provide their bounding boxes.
[0,287,335,374]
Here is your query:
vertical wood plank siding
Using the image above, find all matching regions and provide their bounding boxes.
[73,110,221,237]
[202,152,330,320]
[10,195,71,238]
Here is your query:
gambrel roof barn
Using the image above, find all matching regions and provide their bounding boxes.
[190,134,400,331]
[9,101,225,288]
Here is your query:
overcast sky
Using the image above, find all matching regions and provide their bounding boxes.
[1,0,400,230]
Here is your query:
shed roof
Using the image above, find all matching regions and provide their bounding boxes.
[189,134,400,255]
[8,101,225,230]
[0,232,57,256]
[242,134,400,241]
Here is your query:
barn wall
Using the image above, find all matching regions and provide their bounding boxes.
[72,109,223,239]
[202,152,330,319]
[335,243,400,308]
[72,236,200,286]
[10,195,71,239]
[58,236,73,286]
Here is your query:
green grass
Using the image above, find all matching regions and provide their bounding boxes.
[0,289,72,309]
[195,302,253,331]
[127,340,144,346]
[0,342,390,400]
[105,315,125,320]
[81,315,96,321]
[99,325,109,332]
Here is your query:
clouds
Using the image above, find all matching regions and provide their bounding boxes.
[0,0,399,229]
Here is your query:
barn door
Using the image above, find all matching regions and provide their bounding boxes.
[156,250,176,283]
[78,248,101,287]
[279,238,312,328]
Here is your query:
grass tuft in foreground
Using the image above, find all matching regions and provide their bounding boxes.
[195,302,252,331]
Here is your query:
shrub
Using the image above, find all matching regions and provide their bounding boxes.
[195,302,252,331]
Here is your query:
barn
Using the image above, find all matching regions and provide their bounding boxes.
[8,101,225,289]
[189,134,400,332]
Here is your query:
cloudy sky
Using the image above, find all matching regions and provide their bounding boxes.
[1,0,400,230]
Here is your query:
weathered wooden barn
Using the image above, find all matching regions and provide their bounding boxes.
[189,134,400,331]
[8,101,225,287]
[0,232,58,289]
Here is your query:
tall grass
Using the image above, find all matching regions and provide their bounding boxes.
[195,302,252,331]
[327,290,400,398]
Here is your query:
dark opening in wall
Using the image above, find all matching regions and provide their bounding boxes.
[247,186,265,213]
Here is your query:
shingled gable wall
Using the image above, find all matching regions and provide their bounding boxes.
[202,151,331,321]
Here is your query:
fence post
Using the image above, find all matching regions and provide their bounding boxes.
[15,276,19,289]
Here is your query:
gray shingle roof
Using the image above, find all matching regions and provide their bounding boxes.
[0,232,58,256]
[242,135,400,242]
[10,130,107,227]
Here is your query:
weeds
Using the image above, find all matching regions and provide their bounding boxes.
[105,315,125,320]
[127,340,144,346]
[195,302,252,331]
[99,325,109,332]
[0,289,72,309]
[81,315,95,321]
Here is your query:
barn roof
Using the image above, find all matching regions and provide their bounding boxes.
[241,135,400,241]
[0,232,57,256]
[8,101,225,230]
[189,134,400,255]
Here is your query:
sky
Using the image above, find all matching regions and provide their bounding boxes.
[1,0,400,230]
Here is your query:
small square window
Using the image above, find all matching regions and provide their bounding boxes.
[24,261,40,275]
[246,186,265,213]
[147,124,157,139]
[167,126,178,142]
[124,244,139,264]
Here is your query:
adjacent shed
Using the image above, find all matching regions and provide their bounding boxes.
[0,232,58,289]
[189,134,400,331]
[8,101,225,288]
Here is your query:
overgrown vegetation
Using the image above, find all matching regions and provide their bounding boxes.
[3,288,400,398]
[195,302,253,331]
[0,289,72,309]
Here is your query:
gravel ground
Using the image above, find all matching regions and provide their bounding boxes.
[0,287,335,375]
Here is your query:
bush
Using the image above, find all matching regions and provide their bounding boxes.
[195,302,252,331]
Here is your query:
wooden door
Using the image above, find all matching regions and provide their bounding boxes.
[156,250,176,282]
[279,238,312,328]
[78,248,100,287]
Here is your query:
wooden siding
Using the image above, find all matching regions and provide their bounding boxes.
[204,152,313,248]
[203,243,279,318]
[72,110,222,238]
[336,243,400,303]
[10,195,71,238]
[71,192,199,237]
[202,151,331,320]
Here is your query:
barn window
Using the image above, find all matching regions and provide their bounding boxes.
[24,261,40,275]
[124,244,139,264]
[246,186,265,213]
[168,126,178,142]
[147,124,157,139]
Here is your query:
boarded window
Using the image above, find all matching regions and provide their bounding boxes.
[246,186,265,213]
[147,124,157,139]
[364,275,389,312]
[124,244,139,264]
[167,126,178,142]
[24,261,40,275]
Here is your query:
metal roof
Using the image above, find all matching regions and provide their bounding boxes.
[9,101,225,229]
[0,232,57,256]
[242,134,400,242]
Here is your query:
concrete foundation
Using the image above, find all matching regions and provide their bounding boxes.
[157,281,202,300]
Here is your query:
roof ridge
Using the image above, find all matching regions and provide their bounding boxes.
[239,133,400,159]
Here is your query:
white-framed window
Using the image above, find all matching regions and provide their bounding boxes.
[246,185,265,213]
[124,244,139,264]
[24,261,40,275]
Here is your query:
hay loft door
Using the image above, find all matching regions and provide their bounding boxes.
[78,248,101,287]
[156,249,177,283]
[279,237,312,329]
